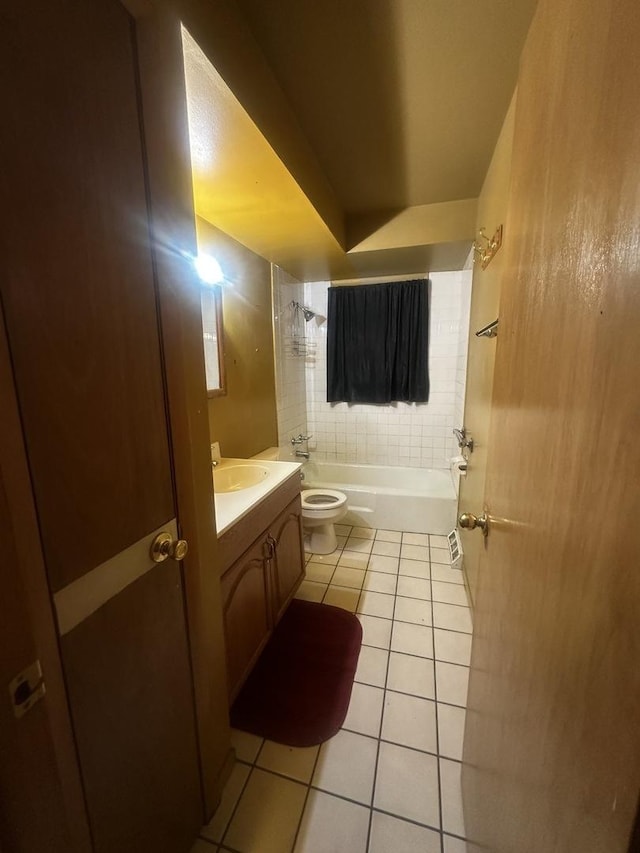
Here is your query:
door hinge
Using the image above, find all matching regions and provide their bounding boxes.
[9,660,46,719]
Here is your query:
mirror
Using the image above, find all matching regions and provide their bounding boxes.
[201,285,226,397]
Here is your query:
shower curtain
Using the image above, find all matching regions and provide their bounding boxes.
[327,279,430,404]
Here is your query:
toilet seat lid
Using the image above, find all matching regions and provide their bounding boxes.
[301,488,347,509]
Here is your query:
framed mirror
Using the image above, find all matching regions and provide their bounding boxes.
[201,285,226,397]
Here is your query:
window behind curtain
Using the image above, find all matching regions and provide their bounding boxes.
[327,279,430,404]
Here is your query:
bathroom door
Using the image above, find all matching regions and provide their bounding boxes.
[462,0,640,851]
[0,2,201,851]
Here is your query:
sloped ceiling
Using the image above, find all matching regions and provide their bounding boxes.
[183,0,538,280]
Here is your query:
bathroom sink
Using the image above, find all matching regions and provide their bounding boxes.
[214,463,271,493]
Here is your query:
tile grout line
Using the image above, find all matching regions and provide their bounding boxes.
[289,739,324,853]
[428,535,446,853]
[365,541,394,853]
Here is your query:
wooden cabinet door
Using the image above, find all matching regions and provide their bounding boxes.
[221,536,272,701]
[270,497,305,623]
[0,3,201,851]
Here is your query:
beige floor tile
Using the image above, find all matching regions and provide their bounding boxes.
[431,564,464,584]
[335,524,352,536]
[435,661,469,707]
[363,570,397,595]
[369,811,441,853]
[397,576,431,600]
[307,549,341,565]
[331,565,366,589]
[345,536,374,553]
[230,729,263,764]
[223,769,306,853]
[394,596,433,626]
[443,835,483,852]
[358,614,393,649]
[430,546,451,564]
[399,558,430,579]
[432,580,469,606]
[429,534,449,548]
[371,540,401,558]
[357,590,395,619]
[432,602,472,634]
[374,741,440,827]
[338,551,370,570]
[368,554,400,574]
[343,681,384,736]
[354,645,389,688]
[440,758,466,838]
[335,535,347,549]
[256,740,319,784]
[323,585,360,612]
[387,651,435,699]
[391,621,434,658]
[312,729,377,805]
[294,790,369,853]
[437,703,466,760]
[295,580,327,603]
[304,561,336,584]
[375,529,402,543]
[433,629,472,666]
[201,762,250,842]
[403,532,429,546]
[401,543,430,561]
[350,526,375,539]
[381,691,437,753]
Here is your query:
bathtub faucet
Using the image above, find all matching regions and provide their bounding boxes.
[453,427,474,452]
[291,433,312,445]
[295,450,310,459]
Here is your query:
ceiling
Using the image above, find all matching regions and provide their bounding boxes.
[183,0,538,280]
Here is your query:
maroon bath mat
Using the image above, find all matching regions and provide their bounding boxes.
[230,599,362,747]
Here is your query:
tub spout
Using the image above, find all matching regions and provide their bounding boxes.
[295,450,310,459]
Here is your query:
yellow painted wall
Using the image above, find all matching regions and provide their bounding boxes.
[458,92,517,606]
[197,218,278,458]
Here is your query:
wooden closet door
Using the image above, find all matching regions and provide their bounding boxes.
[462,0,640,850]
[0,2,201,850]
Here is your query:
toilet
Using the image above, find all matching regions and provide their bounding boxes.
[300,488,348,554]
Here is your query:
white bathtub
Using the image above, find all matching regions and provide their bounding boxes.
[301,460,457,535]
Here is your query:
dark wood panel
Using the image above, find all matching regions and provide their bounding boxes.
[61,564,201,853]
[463,0,640,850]
[221,536,272,701]
[0,0,173,591]
[270,497,305,622]
[217,473,302,571]
[133,5,233,817]
[0,297,91,851]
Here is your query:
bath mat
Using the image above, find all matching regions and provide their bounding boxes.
[230,599,362,747]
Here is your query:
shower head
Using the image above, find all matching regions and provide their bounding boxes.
[301,306,316,322]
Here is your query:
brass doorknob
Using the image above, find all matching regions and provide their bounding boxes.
[458,512,489,537]
[150,531,189,563]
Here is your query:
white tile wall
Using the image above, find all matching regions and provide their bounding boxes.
[272,267,308,456]
[302,272,472,470]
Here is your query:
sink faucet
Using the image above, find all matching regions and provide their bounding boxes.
[295,450,310,459]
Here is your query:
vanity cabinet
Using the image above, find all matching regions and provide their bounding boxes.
[218,474,305,701]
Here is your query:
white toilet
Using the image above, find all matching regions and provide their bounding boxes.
[300,488,348,554]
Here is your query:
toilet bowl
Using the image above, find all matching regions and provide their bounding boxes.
[300,488,348,554]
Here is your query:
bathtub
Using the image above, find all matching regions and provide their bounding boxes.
[301,460,457,535]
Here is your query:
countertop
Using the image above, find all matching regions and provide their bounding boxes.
[214,458,302,537]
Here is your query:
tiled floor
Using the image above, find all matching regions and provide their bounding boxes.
[194,525,475,853]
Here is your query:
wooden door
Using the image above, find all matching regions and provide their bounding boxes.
[462,0,640,851]
[0,2,201,851]
[270,498,305,622]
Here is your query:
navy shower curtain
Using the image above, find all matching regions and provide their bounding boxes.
[327,279,430,404]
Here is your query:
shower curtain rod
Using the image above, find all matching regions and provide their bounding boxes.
[330,272,429,286]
